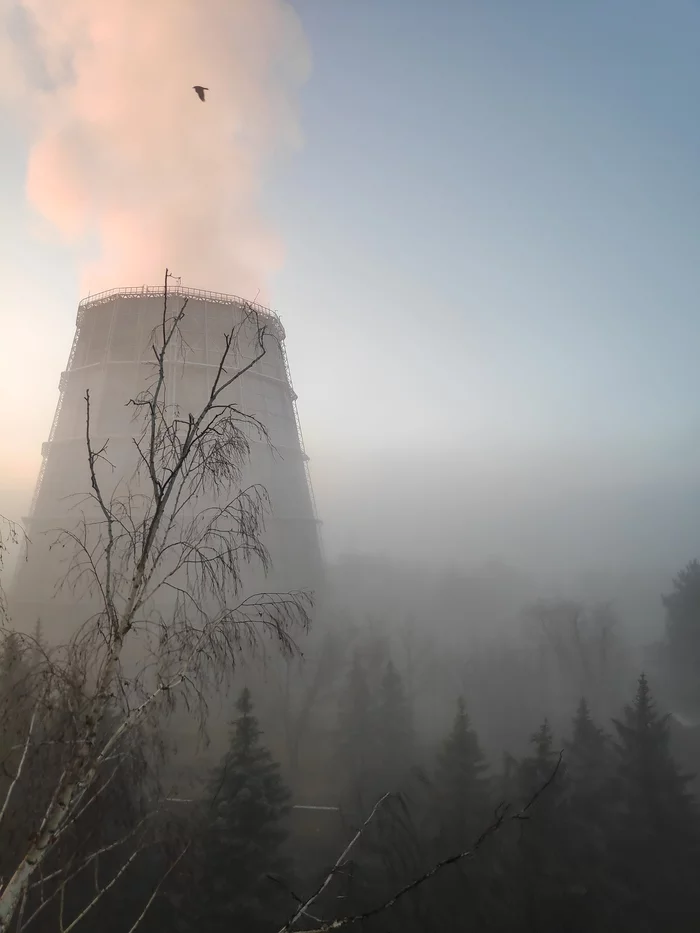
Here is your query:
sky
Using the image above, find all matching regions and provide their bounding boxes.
[2,0,700,573]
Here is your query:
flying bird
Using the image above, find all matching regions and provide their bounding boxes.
[193,86,208,102]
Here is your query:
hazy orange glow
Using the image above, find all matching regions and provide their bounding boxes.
[4,0,310,298]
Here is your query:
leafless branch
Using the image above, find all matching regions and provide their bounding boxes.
[124,843,190,933]
[279,792,392,933]
[268,875,323,925]
[59,845,143,933]
[20,816,154,931]
[292,752,564,933]
[0,268,313,932]
[0,693,42,829]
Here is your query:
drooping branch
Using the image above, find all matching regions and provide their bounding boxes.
[0,693,43,829]
[124,843,190,933]
[279,792,393,933]
[292,752,564,933]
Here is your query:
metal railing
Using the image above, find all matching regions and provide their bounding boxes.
[77,284,283,331]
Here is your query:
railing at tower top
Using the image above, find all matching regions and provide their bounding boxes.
[29,286,320,528]
[77,285,283,332]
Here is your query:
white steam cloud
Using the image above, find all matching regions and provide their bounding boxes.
[1,0,310,297]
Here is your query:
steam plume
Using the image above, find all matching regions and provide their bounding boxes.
[1,0,310,297]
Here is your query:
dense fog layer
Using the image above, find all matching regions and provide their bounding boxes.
[3,1,700,929]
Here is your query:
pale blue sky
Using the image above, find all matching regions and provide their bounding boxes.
[3,0,700,569]
[274,0,700,453]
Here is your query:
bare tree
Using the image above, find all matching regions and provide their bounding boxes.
[0,270,311,932]
[524,598,626,716]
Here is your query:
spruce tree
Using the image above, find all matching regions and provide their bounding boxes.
[614,674,695,836]
[0,631,33,759]
[422,701,492,930]
[663,560,700,717]
[335,650,377,804]
[30,617,45,668]
[567,698,613,806]
[185,688,292,933]
[513,720,571,933]
[611,673,700,930]
[434,697,489,843]
[516,719,568,858]
[376,661,414,791]
[0,631,25,694]
[518,719,564,802]
[564,699,617,931]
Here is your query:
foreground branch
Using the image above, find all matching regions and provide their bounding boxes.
[0,695,42,829]
[279,793,392,933]
[125,844,190,933]
[293,752,563,933]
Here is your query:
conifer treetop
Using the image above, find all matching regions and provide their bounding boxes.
[530,719,555,759]
[237,685,253,716]
[183,687,293,933]
[613,673,670,739]
[571,697,607,748]
[436,695,487,785]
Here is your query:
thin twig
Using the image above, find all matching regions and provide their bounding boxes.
[125,844,190,933]
[0,695,41,828]
[294,753,563,933]
[279,793,392,933]
[267,875,323,924]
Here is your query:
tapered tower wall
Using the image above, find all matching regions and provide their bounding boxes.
[12,286,322,632]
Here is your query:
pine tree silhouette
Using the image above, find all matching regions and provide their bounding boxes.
[518,719,564,803]
[0,631,24,694]
[30,617,45,668]
[563,699,617,931]
[663,560,700,717]
[513,719,571,933]
[335,650,377,805]
[434,696,489,842]
[614,674,695,834]
[567,697,613,803]
[185,688,292,933]
[420,699,492,932]
[612,673,700,931]
[0,631,33,741]
[376,660,414,791]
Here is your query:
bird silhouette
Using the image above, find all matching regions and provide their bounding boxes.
[193,86,208,102]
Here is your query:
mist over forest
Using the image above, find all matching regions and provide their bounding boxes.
[4,0,700,931]
[2,317,700,930]
[3,429,700,932]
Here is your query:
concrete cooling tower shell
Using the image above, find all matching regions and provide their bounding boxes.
[13,285,322,629]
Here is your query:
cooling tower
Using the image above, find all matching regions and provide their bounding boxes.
[13,285,322,631]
